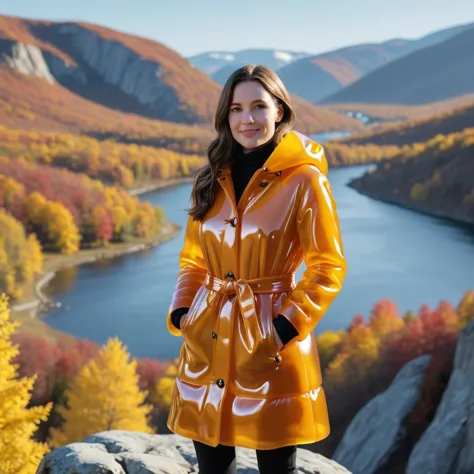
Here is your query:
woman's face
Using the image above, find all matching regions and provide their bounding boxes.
[228,80,283,153]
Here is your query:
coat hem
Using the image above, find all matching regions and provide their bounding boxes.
[167,423,330,451]
[167,379,331,451]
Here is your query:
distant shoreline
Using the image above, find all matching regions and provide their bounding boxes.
[348,181,474,227]
[128,176,194,196]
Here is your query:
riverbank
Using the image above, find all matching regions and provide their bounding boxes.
[128,176,194,196]
[10,220,182,343]
[348,180,474,227]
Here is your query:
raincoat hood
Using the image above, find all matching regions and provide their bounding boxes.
[264,130,328,175]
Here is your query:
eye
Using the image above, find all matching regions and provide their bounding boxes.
[230,106,241,113]
[255,104,267,109]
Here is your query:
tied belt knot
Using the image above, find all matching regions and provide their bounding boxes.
[204,273,296,320]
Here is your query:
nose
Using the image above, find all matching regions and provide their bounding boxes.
[241,111,255,124]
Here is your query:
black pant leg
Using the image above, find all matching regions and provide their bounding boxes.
[256,444,297,474]
[193,440,237,474]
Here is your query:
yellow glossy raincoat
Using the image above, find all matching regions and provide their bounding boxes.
[166,130,347,450]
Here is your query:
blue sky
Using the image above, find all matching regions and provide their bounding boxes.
[3,0,473,57]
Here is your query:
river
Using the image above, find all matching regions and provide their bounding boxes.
[43,134,474,359]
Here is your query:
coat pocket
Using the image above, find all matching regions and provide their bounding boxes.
[180,285,207,335]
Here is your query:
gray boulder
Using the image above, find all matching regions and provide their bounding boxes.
[406,321,474,474]
[37,430,352,473]
[332,354,432,474]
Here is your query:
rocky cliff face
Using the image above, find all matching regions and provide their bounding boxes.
[332,321,474,474]
[333,354,432,474]
[38,23,185,123]
[406,321,474,474]
[37,430,352,473]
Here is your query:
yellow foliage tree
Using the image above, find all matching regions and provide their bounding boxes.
[41,201,81,254]
[457,290,474,329]
[317,330,344,368]
[24,193,80,254]
[154,360,178,408]
[325,324,381,389]
[50,337,153,447]
[0,294,52,473]
[0,174,25,210]
[154,205,166,228]
[0,209,43,298]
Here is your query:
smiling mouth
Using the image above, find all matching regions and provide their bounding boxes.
[241,129,260,135]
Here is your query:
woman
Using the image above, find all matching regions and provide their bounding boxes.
[166,65,347,473]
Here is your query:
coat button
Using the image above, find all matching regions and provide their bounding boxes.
[274,353,282,363]
[226,271,235,279]
[217,378,225,388]
[275,171,282,176]
[260,181,268,187]
[230,217,238,227]
[212,331,217,339]
[263,167,268,172]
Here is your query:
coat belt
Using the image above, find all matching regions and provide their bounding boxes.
[204,273,296,328]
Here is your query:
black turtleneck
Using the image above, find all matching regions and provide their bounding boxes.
[171,139,299,347]
[231,139,276,206]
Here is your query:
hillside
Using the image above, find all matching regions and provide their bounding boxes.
[337,101,474,146]
[290,94,364,134]
[277,22,473,103]
[323,94,474,123]
[348,128,474,224]
[322,26,474,105]
[0,14,362,138]
[0,66,214,154]
[0,14,221,124]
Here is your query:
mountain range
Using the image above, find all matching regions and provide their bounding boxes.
[1,13,473,142]
[190,22,474,104]
[0,14,362,138]
[321,26,474,105]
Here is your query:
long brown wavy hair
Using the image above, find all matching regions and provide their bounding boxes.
[187,65,296,221]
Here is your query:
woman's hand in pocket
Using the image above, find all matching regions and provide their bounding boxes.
[170,307,189,331]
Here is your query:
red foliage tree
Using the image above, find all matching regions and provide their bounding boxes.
[11,333,61,405]
[136,358,169,394]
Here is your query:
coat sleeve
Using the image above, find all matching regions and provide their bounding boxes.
[278,168,347,346]
[167,214,208,336]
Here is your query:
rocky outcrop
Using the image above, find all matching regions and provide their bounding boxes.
[0,39,55,84]
[37,430,352,473]
[332,354,432,474]
[406,321,474,474]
